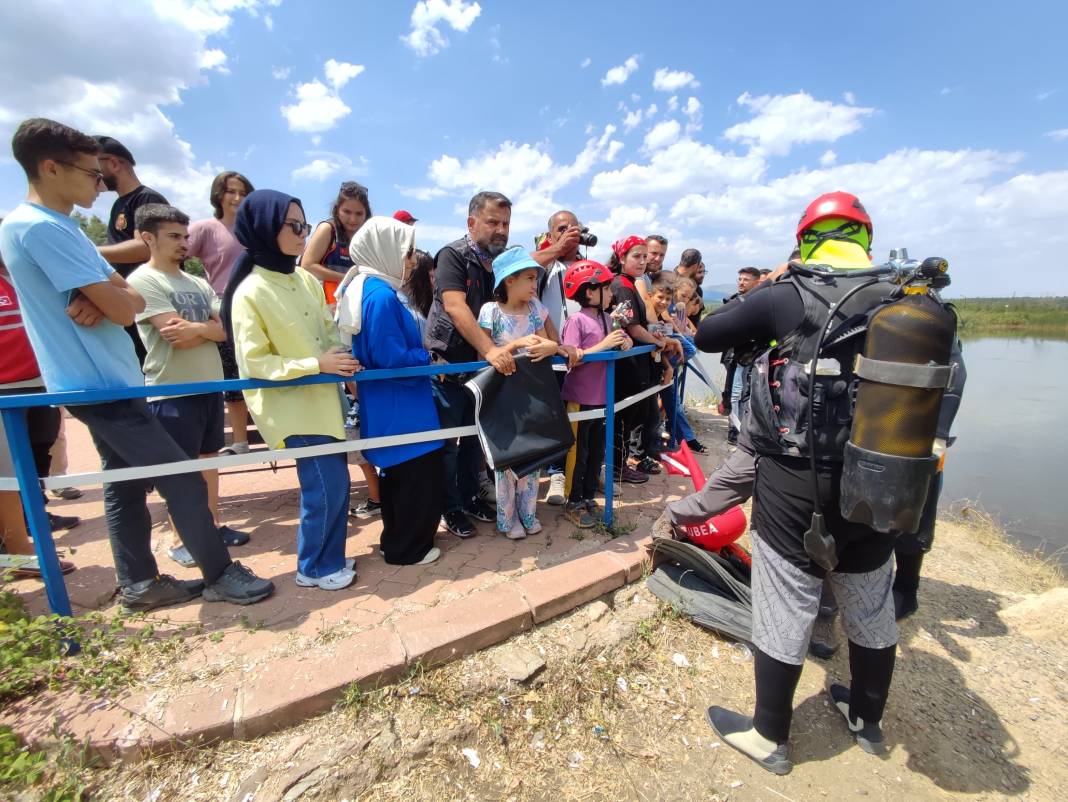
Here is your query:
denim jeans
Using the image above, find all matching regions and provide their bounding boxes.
[729,365,749,431]
[431,377,481,513]
[284,434,351,578]
[660,380,696,446]
[68,399,231,587]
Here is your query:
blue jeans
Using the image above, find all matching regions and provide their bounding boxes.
[284,434,350,578]
[660,380,696,447]
[432,377,481,513]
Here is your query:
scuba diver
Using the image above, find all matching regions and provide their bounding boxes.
[692,191,959,774]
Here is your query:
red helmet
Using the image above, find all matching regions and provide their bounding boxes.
[563,259,613,299]
[796,191,872,243]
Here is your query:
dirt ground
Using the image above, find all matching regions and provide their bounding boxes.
[77,508,1066,802]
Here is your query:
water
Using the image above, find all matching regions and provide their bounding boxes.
[940,337,1067,565]
[686,338,1067,566]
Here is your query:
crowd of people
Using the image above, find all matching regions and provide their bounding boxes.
[1,117,965,776]
[0,117,723,607]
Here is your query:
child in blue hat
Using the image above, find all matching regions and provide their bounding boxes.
[477,246,567,539]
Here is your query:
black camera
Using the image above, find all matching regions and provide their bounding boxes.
[578,226,598,247]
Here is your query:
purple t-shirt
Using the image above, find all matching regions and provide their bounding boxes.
[561,310,612,405]
[187,218,244,294]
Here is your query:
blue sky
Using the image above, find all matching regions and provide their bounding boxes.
[2,0,1066,295]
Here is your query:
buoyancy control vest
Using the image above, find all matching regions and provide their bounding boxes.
[746,262,958,550]
[745,267,898,461]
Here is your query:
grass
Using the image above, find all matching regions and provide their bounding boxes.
[952,296,1068,336]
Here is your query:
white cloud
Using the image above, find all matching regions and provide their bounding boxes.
[584,203,670,264]
[590,140,766,204]
[667,96,678,112]
[1036,90,1057,102]
[281,59,365,134]
[580,57,591,69]
[264,13,273,31]
[323,59,364,91]
[843,91,856,105]
[602,56,639,87]
[281,80,351,133]
[664,147,1068,294]
[0,0,274,218]
[402,0,481,58]
[291,151,355,182]
[725,91,875,156]
[622,108,643,132]
[411,125,625,234]
[1045,128,1068,141]
[643,119,681,152]
[682,96,702,133]
[197,48,228,73]
[819,149,837,166]
[271,65,291,80]
[652,67,698,93]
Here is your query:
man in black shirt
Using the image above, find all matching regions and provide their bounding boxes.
[93,136,167,363]
[424,191,516,537]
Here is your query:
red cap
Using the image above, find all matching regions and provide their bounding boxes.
[393,210,418,224]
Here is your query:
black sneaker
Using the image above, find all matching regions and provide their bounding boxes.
[48,512,80,531]
[218,525,250,547]
[202,562,274,605]
[443,510,475,538]
[893,588,918,620]
[464,497,495,523]
[637,456,662,475]
[120,575,204,613]
[350,498,383,518]
[829,684,887,756]
[686,439,708,454]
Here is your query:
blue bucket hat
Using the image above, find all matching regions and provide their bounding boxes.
[491,245,543,290]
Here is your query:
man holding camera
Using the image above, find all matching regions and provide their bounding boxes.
[532,209,588,505]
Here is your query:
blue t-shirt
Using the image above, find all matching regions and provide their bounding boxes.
[0,202,143,393]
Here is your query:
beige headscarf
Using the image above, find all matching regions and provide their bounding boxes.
[334,216,416,342]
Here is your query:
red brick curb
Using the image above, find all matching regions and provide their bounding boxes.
[4,531,659,762]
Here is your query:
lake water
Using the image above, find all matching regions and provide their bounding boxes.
[687,337,1067,567]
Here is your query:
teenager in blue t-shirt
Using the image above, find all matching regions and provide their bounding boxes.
[0,117,273,612]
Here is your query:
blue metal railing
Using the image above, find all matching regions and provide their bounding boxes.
[0,345,667,616]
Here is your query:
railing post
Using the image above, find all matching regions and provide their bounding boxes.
[602,359,615,528]
[1,408,73,617]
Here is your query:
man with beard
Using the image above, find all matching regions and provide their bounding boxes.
[424,191,515,537]
[93,136,168,363]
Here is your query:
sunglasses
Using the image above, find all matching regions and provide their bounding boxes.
[57,161,105,184]
[283,218,312,237]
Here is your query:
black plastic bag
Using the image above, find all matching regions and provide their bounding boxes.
[464,355,575,478]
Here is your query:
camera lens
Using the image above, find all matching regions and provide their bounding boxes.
[578,228,598,247]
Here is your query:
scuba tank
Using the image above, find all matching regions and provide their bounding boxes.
[839,257,957,534]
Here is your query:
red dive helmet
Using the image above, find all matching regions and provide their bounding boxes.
[563,259,614,299]
[796,191,872,243]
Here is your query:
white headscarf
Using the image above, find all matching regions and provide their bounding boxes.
[334,216,416,343]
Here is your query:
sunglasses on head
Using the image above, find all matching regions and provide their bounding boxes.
[283,218,312,237]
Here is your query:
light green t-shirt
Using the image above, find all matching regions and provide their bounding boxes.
[128,265,223,399]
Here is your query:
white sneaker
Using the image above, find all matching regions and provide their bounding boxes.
[295,565,356,590]
[506,521,526,540]
[478,475,497,503]
[545,473,566,505]
[416,547,441,565]
[524,518,543,535]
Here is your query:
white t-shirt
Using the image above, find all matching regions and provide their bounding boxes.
[539,260,581,335]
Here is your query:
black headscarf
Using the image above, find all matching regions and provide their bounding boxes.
[222,189,305,338]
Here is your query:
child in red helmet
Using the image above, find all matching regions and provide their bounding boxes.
[559,260,632,527]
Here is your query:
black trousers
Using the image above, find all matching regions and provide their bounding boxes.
[68,399,231,587]
[569,407,604,504]
[380,447,444,565]
[613,354,654,476]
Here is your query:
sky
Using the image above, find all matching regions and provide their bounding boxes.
[1,0,1066,296]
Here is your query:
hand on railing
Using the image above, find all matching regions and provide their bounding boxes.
[485,345,517,375]
[318,347,361,377]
